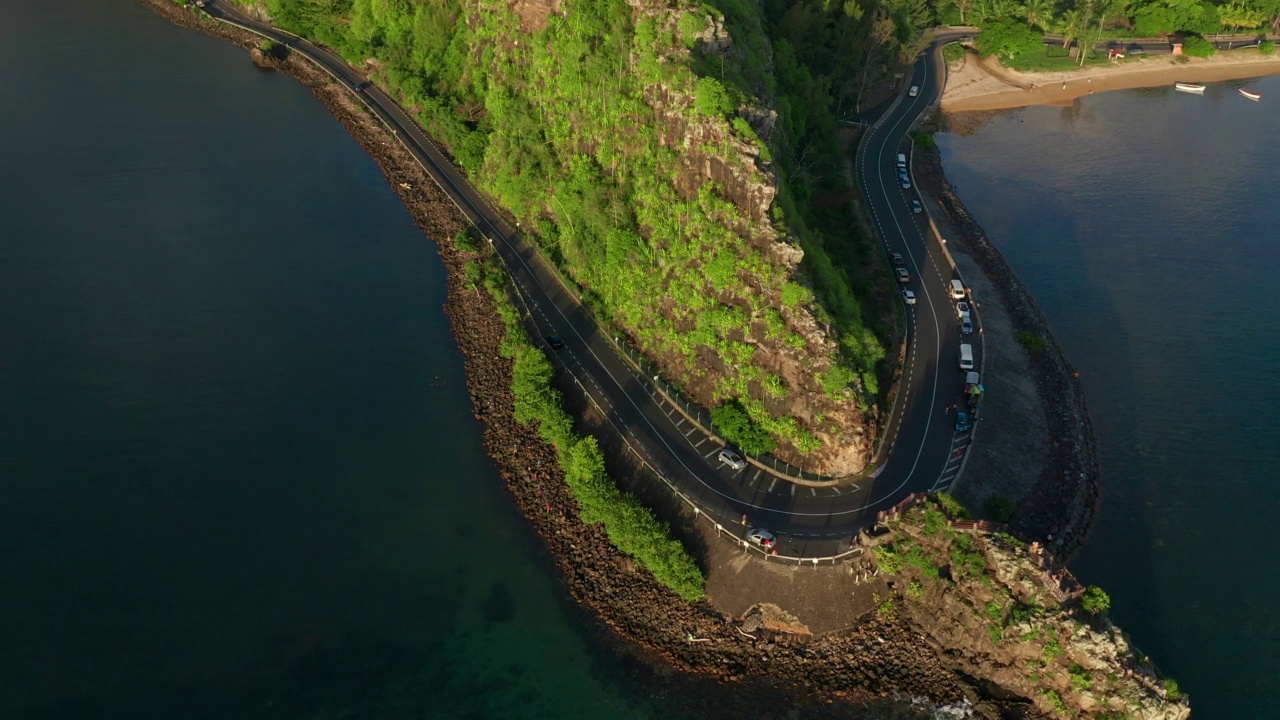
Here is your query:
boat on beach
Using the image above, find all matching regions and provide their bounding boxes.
[1240,88,1262,101]
[1175,83,1206,94]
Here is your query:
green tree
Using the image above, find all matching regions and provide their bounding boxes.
[1080,585,1112,615]
[975,18,1044,60]
[1021,0,1054,29]
[694,76,733,117]
[711,399,778,455]
[1181,35,1217,57]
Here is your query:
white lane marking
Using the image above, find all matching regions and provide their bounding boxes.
[297,0,948,519]
[767,477,778,493]
[853,52,946,505]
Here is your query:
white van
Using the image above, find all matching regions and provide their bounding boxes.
[950,279,966,300]
[964,371,980,387]
[959,343,974,370]
[896,153,907,168]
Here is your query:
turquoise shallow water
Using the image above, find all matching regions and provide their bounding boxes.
[938,76,1280,718]
[0,2,665,717]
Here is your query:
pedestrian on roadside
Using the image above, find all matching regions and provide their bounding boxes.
[741,514,748,526]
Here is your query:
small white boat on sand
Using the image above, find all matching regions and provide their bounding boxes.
[1175,83,1206,94]
[1240,88,1262,101]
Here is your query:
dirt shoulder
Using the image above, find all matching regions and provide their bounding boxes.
[942,45,1280,112]
[913,136,1099,558]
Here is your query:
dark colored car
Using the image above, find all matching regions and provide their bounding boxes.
[955,411,972,433]
[546,335,565,349]
[891,253,905,267]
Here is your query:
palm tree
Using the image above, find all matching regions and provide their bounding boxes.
[1057,8,1083,49]
[1023,0,1054,29]
[991,0,1020,21]
[1219,1,1266,48]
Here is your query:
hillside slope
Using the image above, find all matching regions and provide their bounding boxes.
[243,0,926,474]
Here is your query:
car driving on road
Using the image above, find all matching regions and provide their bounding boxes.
[956,301,970,319]
[546,335,565,349]
[909,85,919,97]
[960,317,973,335]
[911,200,922,214]
[902,289,916,305]
[891,253,904,267]
[955,411,971,432]
[896,267,910,283]
[898,168,911,189]
[717,447,747,471]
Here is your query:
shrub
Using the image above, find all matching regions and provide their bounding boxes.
[711,399,777,455]
[1163,677,1182,700]
[1070,663,1093,690]
[974,18,1044,61]
[905,581,925,600]
[677,12,705,49]
[1261,40,1276,55]
[453,230,479,253]
[1042,635,1064,661]
[1182,36,1216,58]
[463,260,482,285]
[694,76,733,117]
[936,492,972,519]
[1040,689,1066,714]
[923,508,947,535]
[1081,585,1112,615]
[984,601,1003,622]
[484,262,706,600]
[873,545,903,574]
[780,281,813,308]
[984,494,1017,522]
[1007,601,1039,626]
[1017,331,1047,351]
[821,365,856,398]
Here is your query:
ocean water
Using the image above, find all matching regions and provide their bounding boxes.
[0,2,664,718]
[938,76,1280,717]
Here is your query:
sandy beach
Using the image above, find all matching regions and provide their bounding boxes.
[942,47,1280,112]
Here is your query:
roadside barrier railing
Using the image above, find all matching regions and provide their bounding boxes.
[606,337,857,486]
[198,3,881,564]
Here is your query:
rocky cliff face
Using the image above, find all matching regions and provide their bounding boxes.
[865,497,1191,719]
[236,1,888,475]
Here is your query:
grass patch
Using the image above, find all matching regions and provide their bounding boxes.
[1017,331,1047,351]
[936,491,972,519]
[1005,46,1113,72]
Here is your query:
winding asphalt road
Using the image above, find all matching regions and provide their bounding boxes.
[201,2,980,558]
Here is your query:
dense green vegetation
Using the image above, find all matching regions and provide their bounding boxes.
[1080,585,1112,614]
[244,0,937,464]
[470,244,706,601]
[961,0,1280,69]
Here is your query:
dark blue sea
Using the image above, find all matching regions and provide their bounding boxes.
[0,2,664,717]
[939,76,1280,718]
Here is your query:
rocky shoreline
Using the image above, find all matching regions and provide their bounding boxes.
[913,137,1100,560]
[141,2,1108,716]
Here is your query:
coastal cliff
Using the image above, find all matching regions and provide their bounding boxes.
[145,1,1186,716]
[218,0,923,476]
